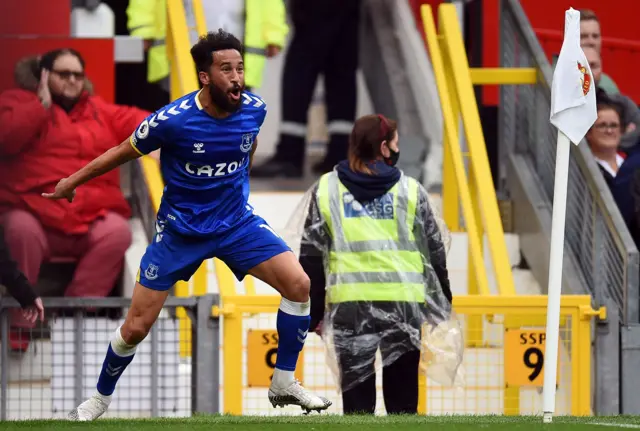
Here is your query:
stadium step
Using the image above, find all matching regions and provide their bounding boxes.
[207,192,542,297]
[127,193,542,298]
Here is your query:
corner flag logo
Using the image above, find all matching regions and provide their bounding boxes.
[577,62,591,96]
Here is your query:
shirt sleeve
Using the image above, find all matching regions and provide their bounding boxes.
[254,104,267,129]
[245,93,267,128]
[129,109,175,156]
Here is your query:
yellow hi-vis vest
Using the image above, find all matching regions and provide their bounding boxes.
[244,0,289,89]
[316,171,425,304]
[127,0,289,88]
[127,0,168,84]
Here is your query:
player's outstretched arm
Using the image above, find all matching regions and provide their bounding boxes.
[42,138,141,202]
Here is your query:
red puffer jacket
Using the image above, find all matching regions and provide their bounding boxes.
[0,58,150,235]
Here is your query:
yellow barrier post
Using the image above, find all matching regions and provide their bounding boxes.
[223,309,243,414]
[442,139,460,231]
[575,305,605,415]
[417,369,427,415]
[467,164,486,347]
[191,0,208,37]
[469,68,538,85]
[166,0,199,100]
[440,40,461,233]
[214,260,244,414]
[192,263,208,296]
[442,39,485,346]
[174,280,191,357]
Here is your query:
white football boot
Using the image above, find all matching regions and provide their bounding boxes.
[67,393,111,421]
[268,379,332,414]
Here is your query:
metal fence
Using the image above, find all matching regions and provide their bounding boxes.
[499,0,639,323]
[2,294,602,418]
[0,295,219,420]
[219,294,599,416]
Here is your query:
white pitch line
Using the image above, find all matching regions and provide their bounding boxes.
[591,423,640,429]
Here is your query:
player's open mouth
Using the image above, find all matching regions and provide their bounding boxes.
[229,89,241,102]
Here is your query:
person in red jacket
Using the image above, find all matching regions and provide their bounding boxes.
[0,49,150,347]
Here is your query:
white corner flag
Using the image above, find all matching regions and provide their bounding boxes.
[543,7,597,424]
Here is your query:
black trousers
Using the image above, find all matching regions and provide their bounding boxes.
[331,301,423,415]
[340,349,420,415]
[275,0,361,165]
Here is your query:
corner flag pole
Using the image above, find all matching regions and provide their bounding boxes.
[542,7,597,424]
[542,130,571,424]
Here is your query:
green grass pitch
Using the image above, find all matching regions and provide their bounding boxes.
[2,415,640,430]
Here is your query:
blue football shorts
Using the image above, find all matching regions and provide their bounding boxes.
[137,213,291,291]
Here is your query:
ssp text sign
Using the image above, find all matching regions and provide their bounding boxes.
[504,329,559,387]
[247,329,304,387]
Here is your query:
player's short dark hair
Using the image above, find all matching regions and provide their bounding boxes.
[190,29,244,72]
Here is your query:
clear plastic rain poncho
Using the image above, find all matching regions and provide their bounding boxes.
[282,173,465,394]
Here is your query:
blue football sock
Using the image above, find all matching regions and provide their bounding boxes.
[273,297,310,386]
[96,327,137,396]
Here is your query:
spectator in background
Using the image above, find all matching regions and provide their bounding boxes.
[579,9,620,95]
[584,47,640,149]
[0,49,149,349]
[126,0,289,110]
[628,162,640,252]
[126,0,171,112]
[201,0,289,92]
[586,96,625,185]
[251,0,361,178]
[586,94,640,249]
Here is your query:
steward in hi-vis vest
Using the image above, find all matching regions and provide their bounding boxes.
[127,0,288,90]
[292,114,460,415]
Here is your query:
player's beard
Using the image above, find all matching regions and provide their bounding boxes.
[209,83,243,114]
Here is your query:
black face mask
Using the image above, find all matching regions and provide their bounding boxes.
[384,148,400,167]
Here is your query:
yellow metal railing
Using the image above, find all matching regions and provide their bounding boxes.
[135,4,603,418]
[422,4,516,299]
[214,293,603,416]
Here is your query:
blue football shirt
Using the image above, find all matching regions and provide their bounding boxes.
[129,89,267,236]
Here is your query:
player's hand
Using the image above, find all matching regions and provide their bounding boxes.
[42,178,76,202]
[38,69,52,109]
[314,321,323,338]
[266,44,281,58]
[22,297,45,324]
